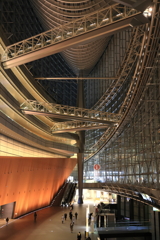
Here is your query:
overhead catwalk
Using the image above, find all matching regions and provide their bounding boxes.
[2,4,148,68]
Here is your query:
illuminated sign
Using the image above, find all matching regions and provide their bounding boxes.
[94,164,101,170]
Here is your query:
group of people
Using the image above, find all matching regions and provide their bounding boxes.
[60,209,78,233]
[5,209,91,239]
[60,203,80,234]
[4,202,92,240]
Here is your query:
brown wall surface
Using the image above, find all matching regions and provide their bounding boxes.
[0,156,77,218]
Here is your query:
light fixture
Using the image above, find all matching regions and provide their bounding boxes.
[143,7,153,17]
[67,32,72,35]
[102,18,109,22]
[90,23,96,27]
[77,27,83,31]
[116,13,123,16]
[55,36,61,39]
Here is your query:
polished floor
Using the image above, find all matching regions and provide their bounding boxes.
[0,201,149,240]
[0,201,98,240]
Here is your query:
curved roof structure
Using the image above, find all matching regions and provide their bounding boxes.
[29,0,113,76]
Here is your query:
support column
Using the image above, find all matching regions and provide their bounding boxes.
[129,198,134,220]
[77,80,85,204]
[77,152,84,204]
[117,195,121,221]
[150,209,160,240]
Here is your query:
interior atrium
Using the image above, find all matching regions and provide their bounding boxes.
[0,0,160,239]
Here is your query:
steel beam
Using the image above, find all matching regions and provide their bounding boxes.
[35,77,118,80]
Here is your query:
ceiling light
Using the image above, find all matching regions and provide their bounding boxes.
[90,23,96,27]
[102,18,109,22]
[116,13,123,16]
[143,7,153,17]
[55,36,61,39]
[77,27,83,31]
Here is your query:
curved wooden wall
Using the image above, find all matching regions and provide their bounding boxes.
[0,156,77,218]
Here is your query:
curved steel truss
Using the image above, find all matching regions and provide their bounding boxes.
[84,1,160,162]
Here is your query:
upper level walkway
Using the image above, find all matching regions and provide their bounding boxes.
[20,100,121,124]
[2,4,148,69]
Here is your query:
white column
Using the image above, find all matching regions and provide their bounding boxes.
[86,205,89,238]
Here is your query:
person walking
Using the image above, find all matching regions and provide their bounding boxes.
[75,212,78,220]
[70,221,74,232]
[34,212,37,222]
[61,215,64,223]
[6,217,9,224]
[69,211,73,221]
[64,213,67,220]
[72,215,75,224]
[77,232,81,240]
[86,237,91,240]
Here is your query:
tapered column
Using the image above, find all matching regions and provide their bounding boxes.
[77,80,85,204]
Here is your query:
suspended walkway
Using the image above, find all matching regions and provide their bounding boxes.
[20,100,121,125]
[51,121,113,133]
[2,4,148,69]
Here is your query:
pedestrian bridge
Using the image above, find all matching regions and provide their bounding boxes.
[20,100,121,124]
[2,4,148,69]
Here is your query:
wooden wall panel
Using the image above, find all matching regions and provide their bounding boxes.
[0,156,77,218]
